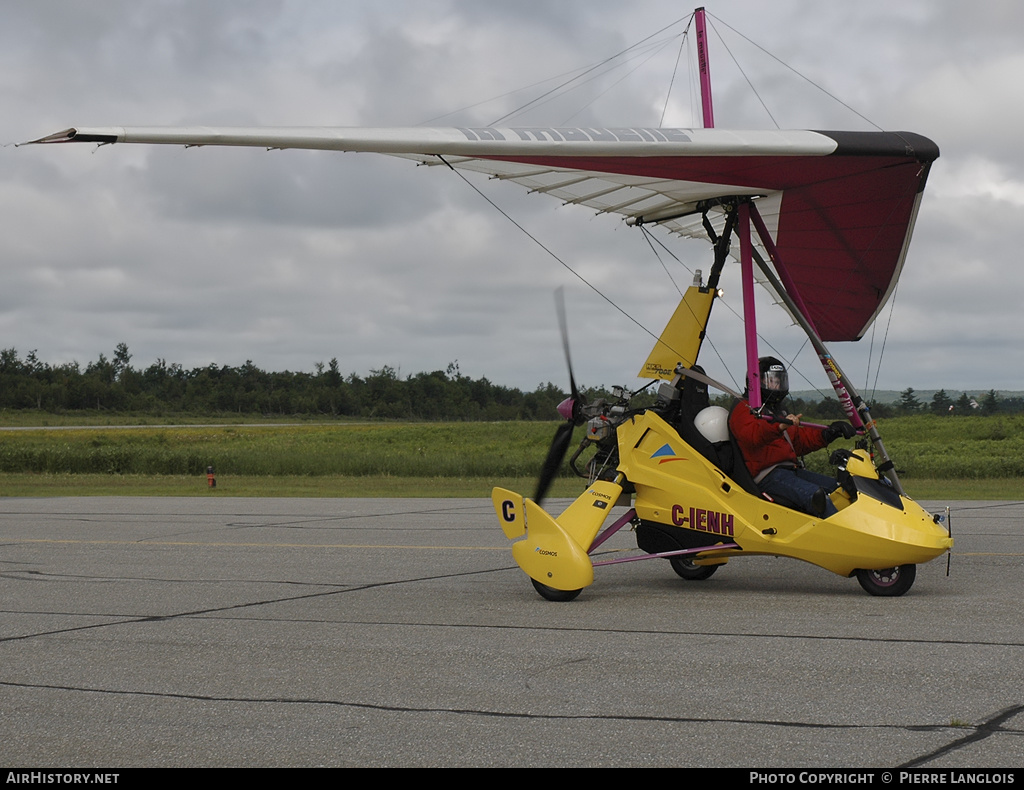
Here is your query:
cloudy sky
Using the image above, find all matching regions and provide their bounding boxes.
[2,0,1022,400]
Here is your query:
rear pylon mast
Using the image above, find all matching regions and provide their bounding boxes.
[695,7,715,129]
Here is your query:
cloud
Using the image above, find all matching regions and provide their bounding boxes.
[0,0,1020,396]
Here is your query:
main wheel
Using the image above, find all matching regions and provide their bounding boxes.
[855,564,916,597]
[531,578,582,602]
[669,555,719,581]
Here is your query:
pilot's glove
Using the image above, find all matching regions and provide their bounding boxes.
[822,420,857,444]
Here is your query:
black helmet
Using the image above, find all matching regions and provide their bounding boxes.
[759,356,789,406]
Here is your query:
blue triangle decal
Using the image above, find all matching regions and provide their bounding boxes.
[651,443,676,458]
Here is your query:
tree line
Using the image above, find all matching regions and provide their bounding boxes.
[890,387,1015,417]
[0,345,1019,420]
[0,345,570,420]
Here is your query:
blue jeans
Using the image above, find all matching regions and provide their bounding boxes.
[760,467,838,517]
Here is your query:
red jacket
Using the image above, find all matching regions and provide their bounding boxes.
[729,401,828,479]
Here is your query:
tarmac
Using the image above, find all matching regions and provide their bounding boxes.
[0,496,1021,767]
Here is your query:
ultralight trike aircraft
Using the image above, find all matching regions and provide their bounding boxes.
[26,8,952,598]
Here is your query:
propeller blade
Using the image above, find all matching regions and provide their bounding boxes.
[533,288,585,504]
[555,288,581,411]
[534,421,575,504]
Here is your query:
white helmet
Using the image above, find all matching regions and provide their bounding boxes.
[694,405,730,444]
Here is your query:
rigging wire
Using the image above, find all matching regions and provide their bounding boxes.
[706,11,884,132]
[639,227,741,389]
[436,155,674,362]
[418,65,602,127]
[505,34,683,126]
[865,313,878,397]
[640,226,684,297]
[419,29,681,126]
[560,35,681,126]
[498,34,684,127]
[870,281,901,400]
[659,18,693,127]
[488,14,692,126]
[703,16,780,129]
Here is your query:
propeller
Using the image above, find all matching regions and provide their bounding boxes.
[534,288,583,505]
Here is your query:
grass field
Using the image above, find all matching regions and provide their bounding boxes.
[0,415,1020,499]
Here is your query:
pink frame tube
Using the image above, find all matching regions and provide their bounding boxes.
[586,508,739,568]
[739,203,761,409]
[588,509,638,553]
[695,7,715,128]
[593,543,740,568]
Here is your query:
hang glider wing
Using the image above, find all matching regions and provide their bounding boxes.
[27,125,938,341]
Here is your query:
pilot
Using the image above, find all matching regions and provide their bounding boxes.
[729,357,856,518]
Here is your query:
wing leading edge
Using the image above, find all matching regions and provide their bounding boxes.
[27,125,938,341]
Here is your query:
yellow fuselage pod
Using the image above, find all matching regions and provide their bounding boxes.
[639,284,716,380]
[615,411,952,577]
[492,481,623,591]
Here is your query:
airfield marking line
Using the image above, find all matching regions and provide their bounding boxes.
[2,537,507,551]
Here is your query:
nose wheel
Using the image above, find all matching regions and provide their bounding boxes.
[531,578,582,602]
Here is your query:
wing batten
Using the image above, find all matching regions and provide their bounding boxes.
[563,183,633,205]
